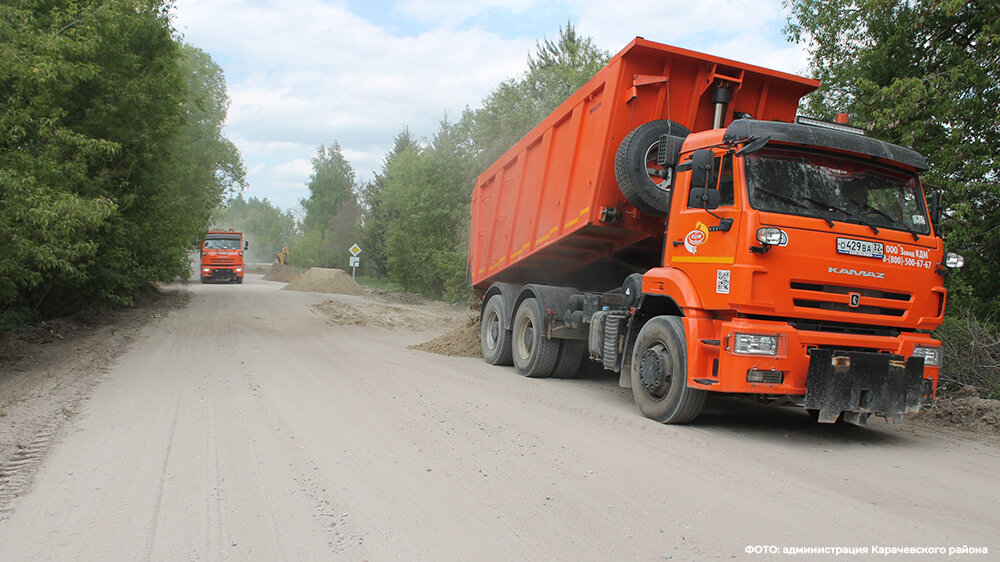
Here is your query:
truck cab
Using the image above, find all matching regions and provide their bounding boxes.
[200,230,248,284]
[634,118,954,424]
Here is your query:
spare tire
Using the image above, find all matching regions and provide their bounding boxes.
[615,120,691,217]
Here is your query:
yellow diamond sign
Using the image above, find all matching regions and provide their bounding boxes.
[349,244,362,256]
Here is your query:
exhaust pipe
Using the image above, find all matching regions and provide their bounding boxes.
[713,83,731,129]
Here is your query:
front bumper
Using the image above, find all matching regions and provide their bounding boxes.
[685,317,939,423]
[805,349,927,424]
[201,266,243,281]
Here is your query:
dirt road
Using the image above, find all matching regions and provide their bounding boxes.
[0,276,997,560]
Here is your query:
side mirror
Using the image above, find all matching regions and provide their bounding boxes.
[928,190,943,235]
[689,149,713,189]
[244,241,249,250]
[689,188,720,210]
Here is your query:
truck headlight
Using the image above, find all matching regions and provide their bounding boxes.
[731,333,782,356]
[912,345,942,367]
[756,227,788,246]
[944,252,964,268]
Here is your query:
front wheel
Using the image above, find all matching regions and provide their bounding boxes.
[630,316,705,424]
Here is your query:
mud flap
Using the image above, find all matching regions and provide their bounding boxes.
[805,349,925,425]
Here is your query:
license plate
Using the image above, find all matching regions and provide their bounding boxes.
[836,237,884,259]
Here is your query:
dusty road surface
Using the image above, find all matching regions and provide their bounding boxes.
[0,275,997,560]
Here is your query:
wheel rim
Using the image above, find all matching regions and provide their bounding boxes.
[514,313,534,362]
[485,310,500,351]
[638,342,672,400]
[643,141,668,191]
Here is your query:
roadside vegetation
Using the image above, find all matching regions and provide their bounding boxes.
[0,1,243,331]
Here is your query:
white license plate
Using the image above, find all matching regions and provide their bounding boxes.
[836,237,884,258]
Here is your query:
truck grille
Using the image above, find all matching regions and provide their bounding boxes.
[790,282,909,318]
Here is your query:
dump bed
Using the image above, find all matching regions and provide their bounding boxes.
[469,37,818,290]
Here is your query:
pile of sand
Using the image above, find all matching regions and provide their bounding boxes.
[263,264,301,283]
[911,386,1000,435]
[282,268,364,295]
[409,315,482,358]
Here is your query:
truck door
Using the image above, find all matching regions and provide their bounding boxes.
[667,149,741,309]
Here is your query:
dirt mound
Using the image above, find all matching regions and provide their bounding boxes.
[247,266,268,275]
[409,314,482,357]
[263,264,301,283]
[283,268,363,295]
[314,299,463,331]
[911,386,1000,435]
[363,287,429,305]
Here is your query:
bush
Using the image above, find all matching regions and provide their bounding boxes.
[934,314,1000,399]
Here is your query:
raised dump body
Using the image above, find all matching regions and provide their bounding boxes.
[469,37,818,290]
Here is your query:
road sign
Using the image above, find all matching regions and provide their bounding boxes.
[349,256,360,267]
[349,244,362,256]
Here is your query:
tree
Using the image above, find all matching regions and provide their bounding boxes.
[382,117,475,300]
[784,0,1000,317]
[0,1,244,326]
[467,21,609,170]
[358,126,417,277]
[213,195,299,263]
[293,143,359,269]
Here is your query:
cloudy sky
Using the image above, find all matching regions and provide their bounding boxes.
[171,0,810,211]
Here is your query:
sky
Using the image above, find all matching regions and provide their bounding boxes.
[171,0,811,212]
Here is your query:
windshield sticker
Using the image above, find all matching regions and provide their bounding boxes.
[684,222,710,254]
[912,215,926,225]
[882,244,933,269]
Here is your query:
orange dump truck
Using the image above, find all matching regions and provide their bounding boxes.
[200,230,248,284]
[469,38,964,425]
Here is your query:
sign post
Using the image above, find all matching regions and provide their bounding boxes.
[349,244,362,279]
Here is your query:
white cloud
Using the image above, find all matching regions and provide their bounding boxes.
[173,0,808,210]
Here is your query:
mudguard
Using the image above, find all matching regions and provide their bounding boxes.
[805,349,925,424]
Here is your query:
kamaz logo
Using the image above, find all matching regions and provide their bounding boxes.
[828,266,885,279]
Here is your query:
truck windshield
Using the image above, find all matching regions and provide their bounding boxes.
[205,238,241,250]
[743,147,930,236]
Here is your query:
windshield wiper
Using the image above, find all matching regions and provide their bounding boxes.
[802,196,880,235]
[755,187,834,227]
[848,198,919,241]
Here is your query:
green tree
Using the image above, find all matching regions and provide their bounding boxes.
[213,195,299,263]
[358,126,417,277]
[784,0,1000,316]
[293,143,359,269]
[383,118,475,300]
[0,1,244,325]
[467,21,609,169]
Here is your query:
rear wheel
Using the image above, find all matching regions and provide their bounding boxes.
[512,298,559,378]
[481,295,513,365]
[551,339,586,379]
[630,316,705,423]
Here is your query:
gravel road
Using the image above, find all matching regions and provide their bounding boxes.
[0,276,997,560]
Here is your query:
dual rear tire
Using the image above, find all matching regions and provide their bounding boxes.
[481,296,585,378]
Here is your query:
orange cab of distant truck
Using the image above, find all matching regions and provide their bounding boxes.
[200,230,248,284]
[469,38,964,425]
